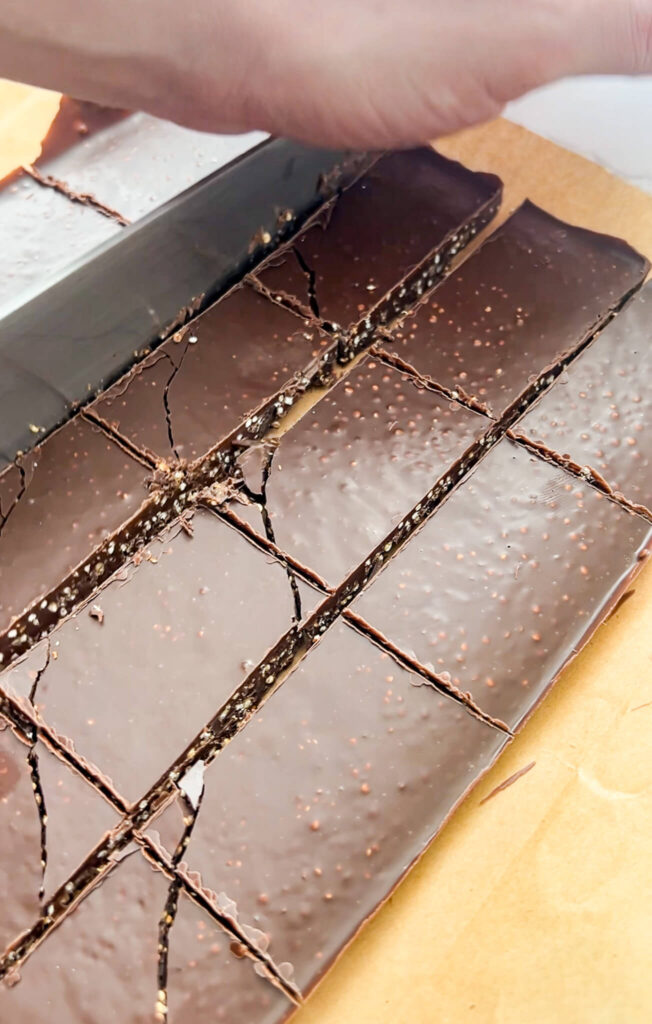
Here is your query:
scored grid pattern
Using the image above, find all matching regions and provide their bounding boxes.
[0,153,651,1021]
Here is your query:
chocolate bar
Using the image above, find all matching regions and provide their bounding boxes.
[513,280,652,514]
[251,148,502,335]
[90,284,333,463]
[236,354,488,584]
[3,510,315,799]
[352,437,652,730]
[146,619,507,996]
[0,416,151,635]
[378,202,648,417]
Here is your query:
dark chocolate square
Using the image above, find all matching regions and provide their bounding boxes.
[252,148,501,331]
[0,415,151,637]
[352,438,652,730]
[91,284,332,462]
[3,511,316,800]
[236,355,489,584]
[147,620,506,995]
[514,281,652,513]
[379,202,648,417]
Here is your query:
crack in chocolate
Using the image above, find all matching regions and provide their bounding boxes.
[24,642,51,902]
[139,833,302,1005]
[291,246,320,319]
[25,747,48,903]
[22,164,131,226]
[0,460,28,538]
[159,341,192,460]
[156,785,205,1021]
[234,444,303,623]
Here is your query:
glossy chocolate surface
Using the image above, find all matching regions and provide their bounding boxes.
[0,850,291,1024]
[0,171,119,314]
[253,149,501,330]
[237,355,488,584]
[381,202,649,417]
[515,281,652,512]
[39,110,264,223]
[0,722,117,950]
[91,284,331,462]
[353,438,652,729]
[148,621,506,994]
[0,416,150,636]
[3,511,313,800]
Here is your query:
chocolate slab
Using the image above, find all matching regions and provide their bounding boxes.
[352,438,652,730]
[0,720,117,951]
[379,201,649,417]
[514,281,652,512]
[2,510,316,800]
[252,148,502,332]
[235,355,489,585]
[91,284,333,462]
[147,620,507,995]
[0,850,292,1024]
[37,109,264,223]
[0,415,151,637]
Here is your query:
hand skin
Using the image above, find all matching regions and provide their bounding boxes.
[0,0,650,148]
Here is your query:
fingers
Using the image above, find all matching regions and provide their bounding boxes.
[548,0,652,76]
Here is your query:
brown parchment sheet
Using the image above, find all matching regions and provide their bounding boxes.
[1,88,651,1023]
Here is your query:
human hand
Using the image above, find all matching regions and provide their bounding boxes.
[1,0,650,148]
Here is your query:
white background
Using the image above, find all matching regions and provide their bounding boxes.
[506,75,652,192]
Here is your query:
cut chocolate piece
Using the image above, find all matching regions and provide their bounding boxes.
[0,850,292,1024]
[0,720,117,951]
[147,620,507,995]
[91,284,332,462]
[0,170,119,315]
[380,202,648,417]
[514,281,652,512]
[36,110,264,223]
[2,511,317,800]
[352,438,652,730]
[235,356,489,585]
[0,415,151,637]
[252,148,502,332]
